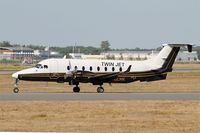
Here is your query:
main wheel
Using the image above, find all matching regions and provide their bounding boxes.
[97,87,104,93]
[13,87,19,93]
[73,86,80,93]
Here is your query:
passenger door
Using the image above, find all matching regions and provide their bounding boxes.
[49,60,58,79]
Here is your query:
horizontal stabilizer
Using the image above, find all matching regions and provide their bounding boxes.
[163,44,193,52]
[152,43,194,73]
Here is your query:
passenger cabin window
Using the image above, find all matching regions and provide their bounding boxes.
[82,66,85,71]
[44,65,48,69]
[75,66,78,70]
[119,67,122,72]
[97,66,100,71]
[112,67,115,72]
[67,66,70,70]
[104,67,107,71]
[90,66,92,71]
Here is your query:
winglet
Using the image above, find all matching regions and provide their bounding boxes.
[125,65,132,73]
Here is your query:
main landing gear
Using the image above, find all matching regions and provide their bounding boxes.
[97,86,104,93]
[13,79,19,93]
[73,85,80,93]
[72,84,104,93]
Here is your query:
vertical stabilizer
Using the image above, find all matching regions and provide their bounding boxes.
[152,44,192,72]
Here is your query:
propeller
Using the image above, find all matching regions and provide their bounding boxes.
[65,60,78,84]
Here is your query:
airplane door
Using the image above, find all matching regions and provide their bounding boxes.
[50,60,58,72]
[49,60,59,79]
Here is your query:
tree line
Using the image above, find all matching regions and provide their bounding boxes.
[1,41,200,59]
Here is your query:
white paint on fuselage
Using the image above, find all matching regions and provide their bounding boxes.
[13,44,192,79]
[11,58,159,79]
[39,58,159,73]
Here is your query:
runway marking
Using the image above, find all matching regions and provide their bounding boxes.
[0,92,200,101]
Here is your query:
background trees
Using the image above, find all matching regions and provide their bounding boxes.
[100,41,110,52]
[0,41,12,47]
[0,41,200,60]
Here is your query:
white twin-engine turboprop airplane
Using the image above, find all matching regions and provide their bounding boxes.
[12,44,193,93]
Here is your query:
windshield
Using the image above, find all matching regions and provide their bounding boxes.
[35,64,48,69]
[35,64,43,69]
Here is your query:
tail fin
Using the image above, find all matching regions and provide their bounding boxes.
[152,44,193,72]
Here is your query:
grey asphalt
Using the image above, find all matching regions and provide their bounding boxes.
[0,92,200,101]
[0,70,17,75]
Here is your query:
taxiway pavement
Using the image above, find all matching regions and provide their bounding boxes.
[0,92,200,101]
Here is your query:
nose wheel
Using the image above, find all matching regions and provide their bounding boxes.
[97,86,104,93]
[13,79,19,93]
[13,87,19,93]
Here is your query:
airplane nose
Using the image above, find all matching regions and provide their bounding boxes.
[12,72,18,78]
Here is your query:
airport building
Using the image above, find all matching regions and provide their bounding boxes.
[0,47,198,63]
[0,46,62,63]
[34,49,61,60]
[101,51,158,60]
[0,47,34,63]
[176,51,198,62]
[69,53,104,60]
[102,50,199,61]
[69,50,199,62]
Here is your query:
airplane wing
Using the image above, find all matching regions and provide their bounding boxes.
[71,65,131,82]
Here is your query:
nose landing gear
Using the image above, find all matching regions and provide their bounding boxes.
[13,87,19,93]
[13,79,19,93]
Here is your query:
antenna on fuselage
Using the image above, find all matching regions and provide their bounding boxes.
[46,44,50,87]
[73,42,77,54]
[48,44,50,59]
[72,45,75,54]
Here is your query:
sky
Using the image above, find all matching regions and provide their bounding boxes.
[0,0,200,49]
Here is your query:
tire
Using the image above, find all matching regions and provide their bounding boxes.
[73,87,80,93]
[97,87,104,93]
[13,87,19,93]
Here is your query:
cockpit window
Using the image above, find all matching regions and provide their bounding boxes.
[35,64,43,69]
[35,64,48,69]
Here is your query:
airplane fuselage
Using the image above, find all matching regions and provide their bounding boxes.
[12,44,193,93]
[13,58,162,84]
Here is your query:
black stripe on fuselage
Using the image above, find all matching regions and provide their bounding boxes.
[159,47,180,72]
[18,73,67,82]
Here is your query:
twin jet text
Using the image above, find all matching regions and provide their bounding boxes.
[101,62,125,67]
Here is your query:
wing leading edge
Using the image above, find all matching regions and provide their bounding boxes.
[73,65,132,81]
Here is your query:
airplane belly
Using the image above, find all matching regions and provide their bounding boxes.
[111,77,137,83]
[18,73,68,82]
